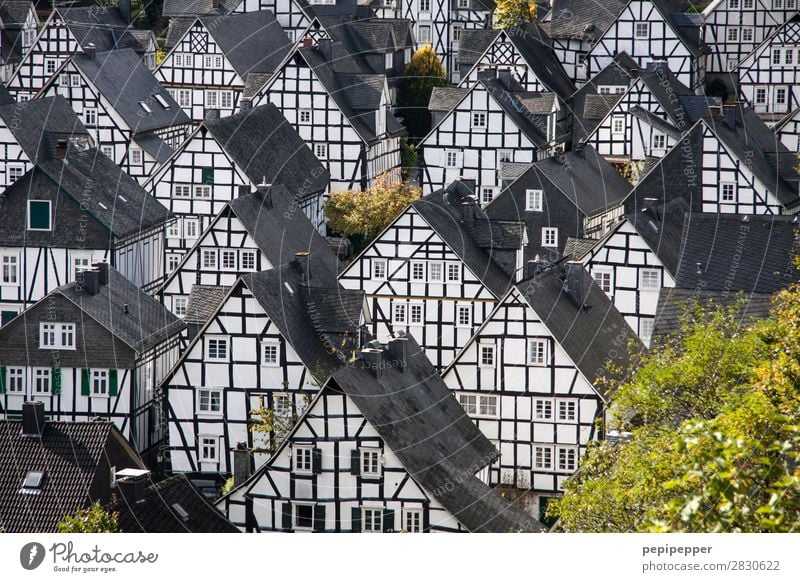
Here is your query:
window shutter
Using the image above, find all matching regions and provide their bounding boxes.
[312,447,322,474]
[382,509,395,533]
[201,167,214,185]
[109,369,118,397]
[0,366,6,394]
[81,368,90,396]
[281,502,292,530]
[350,449,360,475]
[351,507,361,532]
[52,367,61,395]
[313,504,326,532]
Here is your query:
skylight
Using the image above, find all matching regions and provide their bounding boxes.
[284,282,294,295]
[98,202,108,210]
[139,101,153,114]
[118,195,128,203]
[19,470,45,494]
[154,94,170,109]
[172,503,190,522]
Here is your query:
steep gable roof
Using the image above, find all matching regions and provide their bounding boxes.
[57,6,144,54]
[543,0,627,40]
[624,197,690,276]
[162,0,234,17]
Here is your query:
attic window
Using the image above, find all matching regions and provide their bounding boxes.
[139,101,153,115]
[154,94,170,109]
[20,471,45,494]
[172,503,190,522]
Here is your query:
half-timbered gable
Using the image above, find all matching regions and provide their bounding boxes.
[146,103,329,261]
[420,76,557,197]
[338,181,524,370]
[586,0,708,90]
[250,42,405,192]
[442,262,642,514]
[736,14,800,116]
[158,185,337,321]
[0,265,185,457]
[6,6,148,100]
[41,48,191,182]
[218,335,544,532]
[232,0,312,41]
[165,253,365,476]
[485,145,631,263]
[0,1,38,82]
[157,11,292,123]
[775,107,800,151]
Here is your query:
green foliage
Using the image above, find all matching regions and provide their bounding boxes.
[221,476,236,496]
[324,173,421,240]
[400,139,418,181]
[249,393,309,454]
[397,45,449,139]
[57,502,119,533]
[494,0,537,29]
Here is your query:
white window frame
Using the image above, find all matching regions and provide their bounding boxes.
[184,218,199,239]
[525,189,543,212]
[557,399,577,422]
[446,262,461,282]
[409,302,424,326]
[8,164,24,183]
[199,435,218,462]
[33,367,51,394]
[741,27,753,42]
[129,147,142,165]
[478,394,498,418]
[557,447,577,472]
[173,296,187,317]
[640,269,660,290]
[611,115,625,136]
[206,336,229,362]
[592,268,613,295]
[480,187,495,205]
[240,249,256,271]
[360,447,382,478]
[404,509,422,532]
[479,344,495,367]
[444,149,460,168]
[293,502,315,530]
[40,322,75,350]
[91,368,109,396]
[498,149,513,163]
[534,445,553,470]
[372,258,388,280]
[727,27,739,42]
[194,185,211,199]
[177,89,191,108]
[471,112,487,128]
[361,507,383,533]
[456,304,471,328]
[166,254,181,274]
[651,132,666,152]
[721,182,736,202]
[101,145,113,158]
[202,249,217,269]
[534,398,553,420]
[7,367,25,393]
[221,249,237,271]
[634,22,649,39]
[173,184,190,198]
[262,341,280,366]
[84,108,97,127]
[198,388,222,415]
[542,227,558,248]
[640,318,655,342]
[417,24,431,44]
[294,445,314,475]
[1,252,19,286]
[410,261,425,282]
[528,339,547,366]
[459,393,477,414]
[428,262,443,282]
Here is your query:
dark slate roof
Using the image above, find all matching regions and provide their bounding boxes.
[331,335,543,532]
[204,103,329,196]
[56,267,186,353]
[629,105,682,139]
[0,95,91,162]
[162,0,234,17]
[660,4,709,56]
[164,16,196,50]
[58,6,144,54]
[412,183,523,297]
[674,213,800,293]
[112,474,239,533]
[583,93,623,120]
[429,86,468,112]
[517,262,643,393]
[35,147,171,239]
[544,0,627,40]
[0,420,142,533]
[0,0,31,24]
[637,61,693,125]
[653,288,774,340]
[135,133,174,163]
[563,237,599,260]
[0,1,32,65]
[200,11,292,78]
[624,197,690,277]
[480,78,550,147]
[70,49,190,133]
[184,285,230,325]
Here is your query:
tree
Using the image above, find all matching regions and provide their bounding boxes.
[494,0,537,29]
[57,502,119,533]
[552,281,800,532]
[324,173,421,241]
[397,45,449,139]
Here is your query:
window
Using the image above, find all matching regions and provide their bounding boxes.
[786,50,794,66]
[27,200,51,230]
[34,368,50,394]
[101,145,113,158]
[429,262,443,282]
[528,339,547,365]
[20,470,45,493]
[360,448,381,477]
[294,446,314,474]
[498,149,513,163]
[729,0,739,7]
[274,394,292,417]
[1,253,18,285]
[535,446,552,470]
[175,54,183,67]
[446,263,460,282]
[409,303,423,325]
[418,24,431,44]
[721,182,736,202]
[480,187,495,204]
[755,87,767,105]
[457,0,469,7]
[221,250,236,270]
[456,305,471,327]
[194,185,211,198]
[479,394,497,417]
[410,261,425,281]
[452,26,463,41]
[177,90,191,108]
[640,318,654,341]
[472,112,486,128]
[651,132,666,152]
[205,90,219,108]
[199,436,217,462]
[241,250,256,271]
[634,22,649,39]
[775,87,787,105]
[8,165,24,183]
[294,503,314,528]
[592,269,613,294]
[741,28,753,42]
[362,508,383,532]
[314,144,327,159]
[173,296,187,317]
[611,115,625,136]
[40,323,75,349]
[299,109,311,123]
[393,302,407,325]
[174,185,190,198]
[445,150,460,168]
[7,367,24,393]
[88,369,108,396]
[727,28,739,42]
[167,221,180,239]
[405,510,422,532]
[542,227,558,248]
[202,250,217,269]
[420,0,430,10]
[557,447,577,471]
[773,49,782,65]
[45,59,57,74]
[220,91,233,109]
[84,108,97,127]
[534,399,552,420]
[558,400,576,422]
[184,219,198,239]
[743,0,753,7]
[459,394,477,414]
[640,269,660,290]
[263,342,279,366]
[167,254,181,273]
[480,345,494,367]
[372,258,387,280]
[526,189,543,211]
[774,0,783,6]
[385,52,393,69]
[598,85,626,94]
[130,148,142,164]
[207,337,229,361]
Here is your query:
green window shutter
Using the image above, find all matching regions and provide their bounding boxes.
[312,448,322,474]
[0,366,6,394]
[109,369,118,397]
[350,449,360,475]
[52,367,61,395]
[81,368,90,396]
[201,167,214,185]
[313,505,326,532]
[28,200,51,230]
[382,509,395,533]
[1,310,16,326]
[281,502,292,530]
[351,507,361,532]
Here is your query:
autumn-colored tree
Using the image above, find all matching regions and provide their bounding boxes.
[324,173,421,240]
[494,0,537,28]
[57,502,119,533]
[397,45,449,139]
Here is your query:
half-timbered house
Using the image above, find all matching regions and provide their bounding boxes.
[41,47,191,182]
[231,0,311,41]
[145,103,329,261]
[249,39,405,192]
[157,11,292,123]
[165,252,365,476]
[218,333,544,532]
[442,261,642,518]
[775,107,800,151]
[338,180,524,370]
[0,147,172,322]
[0,264,185,457]
[0,1,38,82]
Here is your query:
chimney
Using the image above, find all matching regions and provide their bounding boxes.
[524,259,542,279]
[256,179,273,210]
[497,69,512,87]
[318,38,333,62]
[302,37,313,48]
[205,108,220,121]
[80,269,101,296]
[386,332,407,372]
[360,347,384,378]
[629,67,639,79]
[294,251,311,284]
[21,401,46,437]
[92,261,109,285]
[239,99,252,112]
[461,200,477,222]
[55,139,68,160]
[114,471,150,504]
[118,0,131,24]
[84,43,96,59]
[233,442,252,487]
[563,261,587,307]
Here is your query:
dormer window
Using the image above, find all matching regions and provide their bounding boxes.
[20,471,45,494]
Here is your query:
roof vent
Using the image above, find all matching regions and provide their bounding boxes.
[21,401,46,437]
[256,179,273,210]
[84,43,96,59]
[172,503,190,522]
